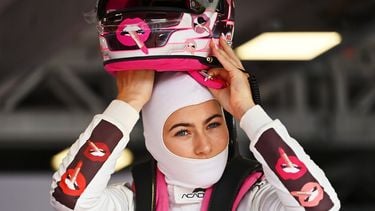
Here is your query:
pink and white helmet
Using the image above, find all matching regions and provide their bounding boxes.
[96,0,235,88]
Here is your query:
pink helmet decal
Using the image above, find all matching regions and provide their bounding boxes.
[116,18,151,54]
[184,39,198,54]
[193,13,211,34]
[291,182,324,207]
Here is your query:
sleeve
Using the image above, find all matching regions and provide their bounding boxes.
[50,100,138,211]
[238,105,341,211]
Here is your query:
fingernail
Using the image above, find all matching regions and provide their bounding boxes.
[221,33,226,40]
[211,38,219,49]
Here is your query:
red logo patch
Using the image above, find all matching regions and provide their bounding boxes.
[59,161,87,196]
[84,141,110,162]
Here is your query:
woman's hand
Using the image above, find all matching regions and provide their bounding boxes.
[116,70,155,112]
[208,36,255,120]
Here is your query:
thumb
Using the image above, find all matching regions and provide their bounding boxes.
[207,68,230,85]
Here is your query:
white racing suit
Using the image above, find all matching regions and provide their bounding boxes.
[50,100,340,210]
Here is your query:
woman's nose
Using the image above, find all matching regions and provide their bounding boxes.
[193,133,212,157]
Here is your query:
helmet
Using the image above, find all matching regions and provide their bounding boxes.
[96,0,235,88]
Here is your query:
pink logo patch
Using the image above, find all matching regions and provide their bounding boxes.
[275,147,307,180]
[116,18,151,53]
[291,182,324,207]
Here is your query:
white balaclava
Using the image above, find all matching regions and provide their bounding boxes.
[142,72,228,189]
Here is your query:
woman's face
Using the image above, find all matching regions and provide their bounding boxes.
[163,100,229,159]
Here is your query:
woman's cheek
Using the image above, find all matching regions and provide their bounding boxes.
[209,130,228,144]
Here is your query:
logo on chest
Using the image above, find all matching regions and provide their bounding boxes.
[174,187,206,204]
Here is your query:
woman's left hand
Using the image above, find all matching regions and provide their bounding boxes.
[207,36,255,120]
[116,70,155,112]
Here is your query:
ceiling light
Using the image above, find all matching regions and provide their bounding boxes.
[235,32,342,61]
[51,148,134,172]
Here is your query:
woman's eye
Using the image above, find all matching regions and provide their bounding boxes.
[207,122,221,129]
[174,130,189,137]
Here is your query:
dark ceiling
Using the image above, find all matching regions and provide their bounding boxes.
[1,0,375,78]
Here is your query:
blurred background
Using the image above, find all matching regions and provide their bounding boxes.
[1,0,375,210]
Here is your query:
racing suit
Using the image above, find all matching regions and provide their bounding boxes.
[50,100,340,210]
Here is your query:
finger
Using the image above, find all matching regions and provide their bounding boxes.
[210,40,238,69]
[219,36,244,69]
[210,41,239,73]
[210,40,232,64]
[211,41,250,80]
[208,68,229,80]
[211,41,247,78]
[207,68,232,88]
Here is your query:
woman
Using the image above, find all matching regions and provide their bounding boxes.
[50,37,340,210]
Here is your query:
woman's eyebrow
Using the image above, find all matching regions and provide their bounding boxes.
[168,123,193,132]
[204,114,223,125]
[168,114,223,132]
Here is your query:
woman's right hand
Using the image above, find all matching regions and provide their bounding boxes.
[116,70,155,112]
[207,37,255,120]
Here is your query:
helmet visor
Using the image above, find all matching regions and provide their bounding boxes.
[99,0,221,19]
[139,0,221,13]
